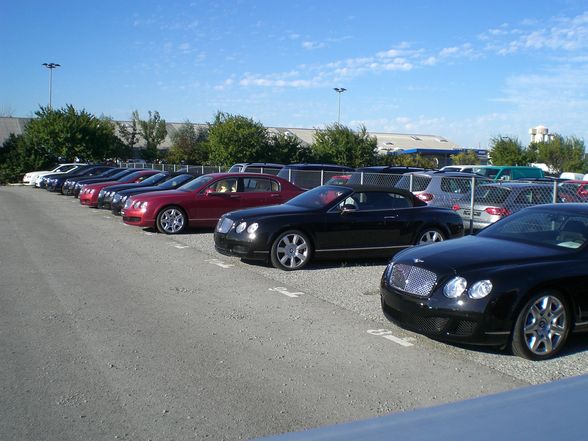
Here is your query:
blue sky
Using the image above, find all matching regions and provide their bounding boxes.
[2,0,588,149]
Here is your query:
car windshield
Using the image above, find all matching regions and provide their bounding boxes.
[286,185,350,209]
[478,209,588,249]
[139,173,167,185]
[159,174,194,189]
[124,171,150,181]
[178,175,214,191]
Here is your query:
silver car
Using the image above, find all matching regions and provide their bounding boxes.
[452,182,557,231]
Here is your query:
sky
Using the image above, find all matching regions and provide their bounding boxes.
[2,0,588,149]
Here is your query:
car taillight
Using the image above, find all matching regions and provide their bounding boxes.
[485,207,511,216]
[416,193,433,202]
[452,204,461,211]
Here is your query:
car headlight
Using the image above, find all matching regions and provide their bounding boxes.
[444,276,467,298]
[246,223,259,234]
[99,190,105,197]
[236,222,247,234]
[469,280,493,299]
[132,200,148,210]
[89,189,95,195]
[121,196,128,203]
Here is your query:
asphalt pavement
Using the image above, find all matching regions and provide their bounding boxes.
[1,185,575,440]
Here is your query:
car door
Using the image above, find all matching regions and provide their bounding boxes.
[240,177,283,207]
[317,191,405,252]
[189,177,241,224]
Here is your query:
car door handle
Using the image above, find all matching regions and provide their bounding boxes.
[229,194,240,198]
[270,194,280,198]
[384,215,398,219]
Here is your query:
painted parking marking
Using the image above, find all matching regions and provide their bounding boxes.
[205,258,234,269]
[367,329,414,347]
[143,231,154,235]
[166,241,189,249]
[269,286,305,298]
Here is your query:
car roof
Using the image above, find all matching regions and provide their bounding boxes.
[281,163,354,171]
[403,170,486,178]
[526,203,588,214]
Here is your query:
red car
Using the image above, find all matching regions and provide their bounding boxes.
[79,170,160,207]
[122,173,305,234]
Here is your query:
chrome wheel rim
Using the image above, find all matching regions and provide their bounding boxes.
[523,295,567,356]
[418,230,444,245]
[160,209,185,234]
[276,233,309,269]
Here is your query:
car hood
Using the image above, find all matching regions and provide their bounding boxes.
[131,189,186,201]
[226,203,315,220]
[118,185,163,196]
[394,235,573,274]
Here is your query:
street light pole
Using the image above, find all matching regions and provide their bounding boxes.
[42,62,61,108]
[333,87,347,124]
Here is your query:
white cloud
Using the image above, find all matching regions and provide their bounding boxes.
[302,41,326,50]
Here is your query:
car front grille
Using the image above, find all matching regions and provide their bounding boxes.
[390,264,437,297]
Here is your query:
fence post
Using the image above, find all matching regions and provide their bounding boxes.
[320,170,324,185]
[469,176,476,235]
[288,169,292,183]
[360,172,364,185]
[552,180,558,204]
[409,174,413,192]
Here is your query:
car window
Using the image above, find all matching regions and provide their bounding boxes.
[474,186,510,203]
[514,189,534,204]
[440,177,472,194]
[341,192,412,210]
[209,178,238,193]
[395,175,431,192]
[243,178,278,192]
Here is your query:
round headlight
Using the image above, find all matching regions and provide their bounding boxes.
[246,223,258,234]
[469,280,493,299]
[236,222,247,234]
[444,276,467,298]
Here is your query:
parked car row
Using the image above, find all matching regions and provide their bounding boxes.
[24,163,588,360]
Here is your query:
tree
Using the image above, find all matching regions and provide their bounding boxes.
[450,150,480,165]
[207,112,268,166]
[117,118,140,159]
[134,110,167,161]
[489,136,528,166]
[311,123,377,167]
[534,135,587,175]
[23,105,125,163]
[379,153,438,169]
[0,134,26,184]
[167,121,209,165]
[265,131,304,164]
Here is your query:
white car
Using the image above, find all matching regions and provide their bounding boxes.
[22,163,82,186]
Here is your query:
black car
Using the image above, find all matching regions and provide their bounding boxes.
[215,184,464,270]
[111,173,198,215]
[277,163,354,189]
[72,168,139,198]
[44,165,114,192]
[96,172,172,209]
[380,203,588,360]
[62,167,123,195]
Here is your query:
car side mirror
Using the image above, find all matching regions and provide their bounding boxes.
[341,204,357,213]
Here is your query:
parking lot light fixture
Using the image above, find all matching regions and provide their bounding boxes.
[333,87,347,124]
[42,62,61,108]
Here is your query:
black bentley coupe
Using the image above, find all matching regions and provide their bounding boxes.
[381,203,588,360]
[214,184,464,270]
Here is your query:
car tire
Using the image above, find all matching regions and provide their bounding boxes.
[156,206,187,235]
[511,290,570,360]
[270,230,312,271]
[415,227,445,245]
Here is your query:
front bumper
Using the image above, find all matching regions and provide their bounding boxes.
[214,231,269,260]
[380,276,512,347]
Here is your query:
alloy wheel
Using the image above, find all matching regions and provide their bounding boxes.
[158,208,185,234]
[272,232,310,270]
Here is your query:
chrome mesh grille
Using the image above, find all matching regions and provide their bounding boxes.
[217,217,234,233]
[390,264,437,297]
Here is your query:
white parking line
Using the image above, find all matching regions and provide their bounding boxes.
[268,287,305,298]
[205,258,234,269]
[143,232,154,236]
[367,329,414,347]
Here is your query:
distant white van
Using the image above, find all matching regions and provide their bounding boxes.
[560,172,584,180]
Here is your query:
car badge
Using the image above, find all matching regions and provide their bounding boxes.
[413,258,424,264]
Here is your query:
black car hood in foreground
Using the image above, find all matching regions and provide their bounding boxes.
[394,235,574,273]
[225,203,317,220]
